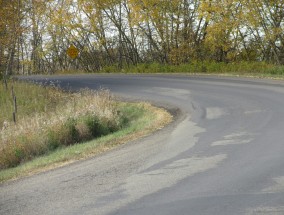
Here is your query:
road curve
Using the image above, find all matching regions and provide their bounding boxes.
[2,75,284,215]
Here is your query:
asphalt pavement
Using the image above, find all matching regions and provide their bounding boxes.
[1,75,284,215]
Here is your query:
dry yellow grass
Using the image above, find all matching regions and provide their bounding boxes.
[0,87,122,169]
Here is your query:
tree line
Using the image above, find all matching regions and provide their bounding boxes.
[0,0,283,76]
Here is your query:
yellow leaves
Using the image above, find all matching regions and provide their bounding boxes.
[128,0,153,22]
[80,1,94,14]
[79,0,111,14]
[32,0,48,16]
[90,0,121,10]
[264,27,283,42]
[49,5,74,27]
[199,0,246,54]
[199,0,242,22]
[169,44,193,65]
[243,0,284,47]
[0,0,22,49]
[204,22,234,54]
[128,0,182,24]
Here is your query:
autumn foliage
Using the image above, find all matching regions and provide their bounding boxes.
[0,0,283,76]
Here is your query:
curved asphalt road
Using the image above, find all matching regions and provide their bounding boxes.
[1,75,284,215]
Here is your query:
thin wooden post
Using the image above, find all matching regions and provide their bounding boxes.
[11,85,15,98]
[14,96,17,113]
[13,112,16,124]
[11,85,17,123]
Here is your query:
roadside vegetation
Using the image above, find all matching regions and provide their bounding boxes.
[2,1,284,78]
[94,61,284,78]
[56,61,284,80]
[0,81,172,182]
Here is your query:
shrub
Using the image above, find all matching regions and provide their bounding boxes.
[63,118,80,145]
[84,116,110,138]
[100,65,117,73]
[46,129,61,151]
[268,66,284,75]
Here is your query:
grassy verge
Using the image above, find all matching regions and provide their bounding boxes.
[114,62,284,77]
[0,81,172,183]
[60,61,284,79]
[0,102,171,183]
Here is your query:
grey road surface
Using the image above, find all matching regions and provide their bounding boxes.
[1,75,284,215]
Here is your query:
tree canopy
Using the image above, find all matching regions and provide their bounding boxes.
[0,0,283,75]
